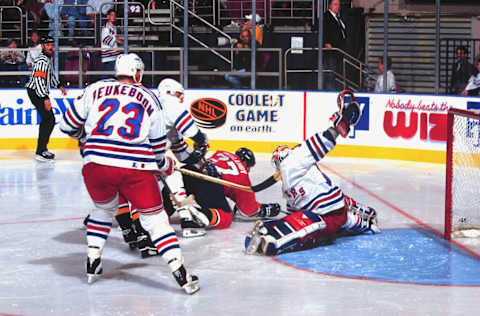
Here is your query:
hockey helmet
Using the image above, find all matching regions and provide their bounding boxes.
[115,53,144,83]
[235,147,256,169]
[158,78,184,100]
[39,35,54,44]
[271,145,290,170]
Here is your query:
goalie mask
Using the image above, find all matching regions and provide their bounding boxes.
[271,145,290,170]
[235,147,255,169]
[115,53,144,83]
[158,78,184,102]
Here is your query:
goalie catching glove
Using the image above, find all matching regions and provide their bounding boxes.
[330,100,362,138]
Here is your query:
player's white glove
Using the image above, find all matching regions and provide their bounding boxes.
[157,156,175,177]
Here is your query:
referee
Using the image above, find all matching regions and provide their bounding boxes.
[25,35,67,161]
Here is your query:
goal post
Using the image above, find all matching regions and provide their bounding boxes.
[444,107,480,240]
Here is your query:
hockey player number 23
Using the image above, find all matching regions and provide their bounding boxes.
[92,98,145,140]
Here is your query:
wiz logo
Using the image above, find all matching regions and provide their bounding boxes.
[383,111,446,141]
[0,97,73,125]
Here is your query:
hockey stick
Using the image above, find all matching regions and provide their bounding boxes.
[175,89,356,194]
[174,167,255,192]
[251,172,281,192]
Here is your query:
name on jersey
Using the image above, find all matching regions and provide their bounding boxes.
[92,85,155,116]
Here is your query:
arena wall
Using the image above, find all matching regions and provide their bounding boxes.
[0,88,478,163]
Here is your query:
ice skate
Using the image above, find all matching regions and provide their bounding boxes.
[178,206,207,238]
[245,221,265,255]
[86,257,102,284]
[169,259,199,295]
[137,232,158,258]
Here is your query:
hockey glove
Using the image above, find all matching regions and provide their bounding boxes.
[258,203,281,218]
[331,101,361,138]
[203,161,220,178]
[157,156,175,177]
[193,142,209,158]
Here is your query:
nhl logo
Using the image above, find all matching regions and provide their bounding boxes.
[190,98,227,129]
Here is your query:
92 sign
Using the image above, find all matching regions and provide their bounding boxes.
[128,4,143,16]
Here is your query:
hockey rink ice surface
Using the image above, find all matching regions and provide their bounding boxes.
[1,150,479,316]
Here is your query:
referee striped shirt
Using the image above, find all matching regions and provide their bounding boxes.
[25,52,60,99]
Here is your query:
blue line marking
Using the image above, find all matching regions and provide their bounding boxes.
[276,229,480,286]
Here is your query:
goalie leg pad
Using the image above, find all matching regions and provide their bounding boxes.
[342,201,380,234]
[245,211,327,256]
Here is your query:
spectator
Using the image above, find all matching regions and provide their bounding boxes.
[18,0,44,27]
[101,9,122,77]
[461,57,480,96]
[243,13,263,46]
[86,0,113,26]
[62,0,90,41]
[374,56,396,93]
[1,39,28,86]
[43,0,65,37]
[225,29,257,89]
[26,30,42,69]
[450,46,476,95]
[323,0,346,91]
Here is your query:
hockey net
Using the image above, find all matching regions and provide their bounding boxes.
[444,108,480,240]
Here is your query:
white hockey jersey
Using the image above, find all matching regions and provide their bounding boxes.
[101,21,121,63]
[59,79,168,171]
[159,93,201,160]
[278,131,345,215]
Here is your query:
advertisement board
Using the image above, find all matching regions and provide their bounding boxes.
[0,87,478,163]
[305,92,480,162]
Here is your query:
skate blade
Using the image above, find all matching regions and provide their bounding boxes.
[141,249,159,258]
[87,274,101,284]
[245,234,261,255]
[183,282,200,295]
[182,228,206,238]
[35,155,55,162]
[370,223,381,234]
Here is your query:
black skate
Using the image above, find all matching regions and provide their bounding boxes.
[170,262,199,295]
[86,257,102,284]
[121,228,137,250]
[137,232,158,258]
